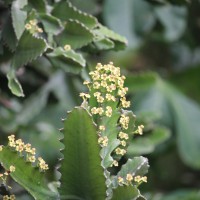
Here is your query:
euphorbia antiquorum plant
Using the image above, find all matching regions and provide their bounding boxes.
[0,62,149,200]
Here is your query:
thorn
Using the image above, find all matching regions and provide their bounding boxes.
[59,128,64,132]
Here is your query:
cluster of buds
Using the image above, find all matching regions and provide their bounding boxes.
[118,174,147,186]
[2,195,15,200]
[25,19,43,34]
[7,135,48,171]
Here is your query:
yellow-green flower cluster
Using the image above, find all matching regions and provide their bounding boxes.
[117,174,147,186]
[80,62,134,159]
[3,195,15,200]
[80,62,130,109]
[134,125,144,135]
[7,135,48,171]
[25,19,43,34]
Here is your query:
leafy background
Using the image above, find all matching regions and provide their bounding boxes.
[0,0,200,199]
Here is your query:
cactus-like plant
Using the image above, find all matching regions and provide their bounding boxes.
[0,62,149,200]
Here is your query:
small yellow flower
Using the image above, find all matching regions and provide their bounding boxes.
[80,93,90,100]
[105,94,116,101]
[25,143,32,153]
[16,144,24,152]
[64,44,71,51]
[112,160,118,167]
[119,114,129,129]
[118,132,129,140]
[101,81,107,88]
[126,173,133,182]
[9,165,15,172]
[38,157,49,171]
[120,97,131,108]
[3,195,9,200]
[83,80,90,85]
[94,92,101,97]
[105,106,112,117]
[37,27,43,33]
[138,125,144,135]
[118,176,124,184]
[30,148,36,155]
[8,135,15,141]
[98,136,108,147]
[10,195,16,200]
[29,19,37,25]
[99,125,105,131]
[25,23,32,30]
[120,140,126,147]
[115,148,126,155]
[28,155,36,163]
[134,175,147,183]
[97,96,104,103]
[0,145,3,151]
[93,82,100,89]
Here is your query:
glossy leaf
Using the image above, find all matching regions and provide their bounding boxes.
[127,126,170,155]
[11,0,27,39]
[47,47,85,74]
[2,15,17,51]
[155,4,187,41]
[125,72,158,93]
[59,107,107,200]
[7,70,24,97]
[117,157,149,180]
[92,38,115,51]
[166,83,200,169]
[28,0,46,12]
[55,20,94,49]
[95,25,127,50]
[11,30,47,69]
[134,78,200,169]
[111,186,144,200]
[40,14,61,34]
[52,0,97,29]
[0,147,57,200]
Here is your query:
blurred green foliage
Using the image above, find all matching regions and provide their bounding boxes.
[0,0,200,199]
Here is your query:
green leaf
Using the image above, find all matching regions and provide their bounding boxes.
[52,0,97,29]
[7,70,24,97]
[11,0,27,39]
[92,38,115,51]
[95,25,127,50]
[11,30,47,69]
[47,47,85,74]
[28,0,46,12]
[2,15,17,51]
[166,83,200,169]
[155,4,187,41]
[134,78,200,169]
[125,72,158,93]
[117,157,149,181]
[127,126,170,155]
[160,189,200,200]
[146,0,190,5]
[111,186,143,200]
[55,20,94,49]
[59,107,107,200]
[39,14,61,34]
[0,147,57,200]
